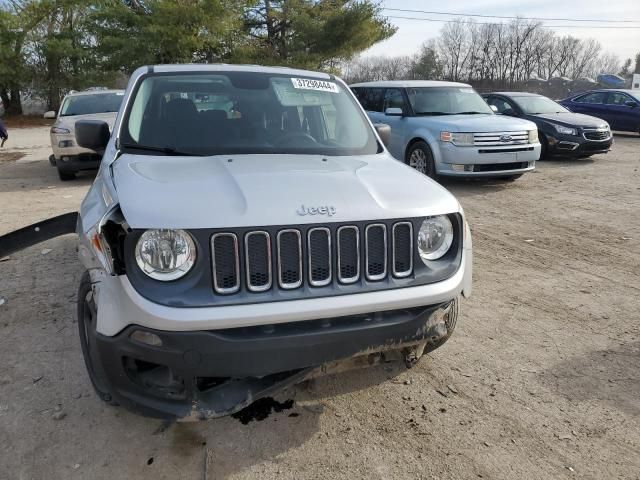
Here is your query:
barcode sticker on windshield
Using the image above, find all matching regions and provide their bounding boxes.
[291,78,340,93]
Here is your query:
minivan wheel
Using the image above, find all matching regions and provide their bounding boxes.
[77,271,118,406]
[406,141,436,178]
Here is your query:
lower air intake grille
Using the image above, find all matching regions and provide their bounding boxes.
[245,232,272,291]
[308,228,331,286]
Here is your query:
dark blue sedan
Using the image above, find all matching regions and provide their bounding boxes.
[559,90,640,134]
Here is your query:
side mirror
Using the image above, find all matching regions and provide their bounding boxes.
[75,120,110,150]
[502,108,517,117]
[624,100,638,108]
[373,123,391,147]
[489,105,498,113]
[385,107,403,116]
[43,111,56,119]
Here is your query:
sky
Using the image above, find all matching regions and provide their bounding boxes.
[364,0,640,63]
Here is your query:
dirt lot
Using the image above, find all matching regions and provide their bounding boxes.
[0,127,639,479]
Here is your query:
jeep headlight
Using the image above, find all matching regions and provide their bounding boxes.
[135,229,196,281]
[418,216,454,262]
[550,123,576,136]
[51,126,71,134]
[528,129,539,143]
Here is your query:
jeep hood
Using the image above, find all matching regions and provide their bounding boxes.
[112,154,460,229]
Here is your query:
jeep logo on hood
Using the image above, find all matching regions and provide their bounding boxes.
[297,205,337,217]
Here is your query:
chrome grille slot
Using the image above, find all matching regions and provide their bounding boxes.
[245,231,272,292]
[308,227,331,286]
[365,224,387,281]
[473,131,529,146]
[211,233,240,294]
[337,226,360,284]
[392,222,413,278]
[277,229,302,289]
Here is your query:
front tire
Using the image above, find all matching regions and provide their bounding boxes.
[539,134,549,160]
[57,167,75,181]
[77,271,118,406]
[406,141,436,178]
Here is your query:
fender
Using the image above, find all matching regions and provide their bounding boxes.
[0,212,78,258]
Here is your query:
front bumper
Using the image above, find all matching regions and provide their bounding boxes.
[93,301,456,420]
[50,133,96,159]
[546,133,613,157]
[435,142,540,177]
[51,133,102,171]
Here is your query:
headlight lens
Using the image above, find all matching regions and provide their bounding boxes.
[528,129,539,143]
[135,229,196,281]
[550,123,576,136]
[441,131,474,146]
[418,216,454,262]
[51,127,70,134]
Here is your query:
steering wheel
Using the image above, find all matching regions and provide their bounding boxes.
[273,132,318,148]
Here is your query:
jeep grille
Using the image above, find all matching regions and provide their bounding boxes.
[210,221,416,294]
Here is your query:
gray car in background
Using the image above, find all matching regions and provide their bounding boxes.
[351,81,541,180]
[45,89,124,180]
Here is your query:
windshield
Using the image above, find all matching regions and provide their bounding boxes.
[60,92,123,116]
[121,72,378,156]
[406,87,493,115]
[512,96,568,114]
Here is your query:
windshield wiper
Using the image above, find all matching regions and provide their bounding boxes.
[453,111,487,115]
[120,143,203,156]
[415,111,451,116]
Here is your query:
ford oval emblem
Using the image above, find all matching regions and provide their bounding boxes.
[500,134,512,142]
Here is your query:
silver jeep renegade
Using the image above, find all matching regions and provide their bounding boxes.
[1,64,472,420]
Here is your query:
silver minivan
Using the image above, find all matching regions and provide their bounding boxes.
[351,81,541,180]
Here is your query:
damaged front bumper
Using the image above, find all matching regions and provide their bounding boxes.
[0,212,78,258]
[92,301,457,420]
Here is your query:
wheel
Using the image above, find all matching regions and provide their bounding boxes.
[77,271,118,406]
[425,297,459,353]
[57,167,75,181]
[406,141,436,178]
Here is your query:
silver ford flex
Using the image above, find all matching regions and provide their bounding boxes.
[350,81,540,180]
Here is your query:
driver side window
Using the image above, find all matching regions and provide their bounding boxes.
[487,97,514,114]
[383,88,406,112]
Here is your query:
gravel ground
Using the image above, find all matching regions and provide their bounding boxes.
[0,127,639,479]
